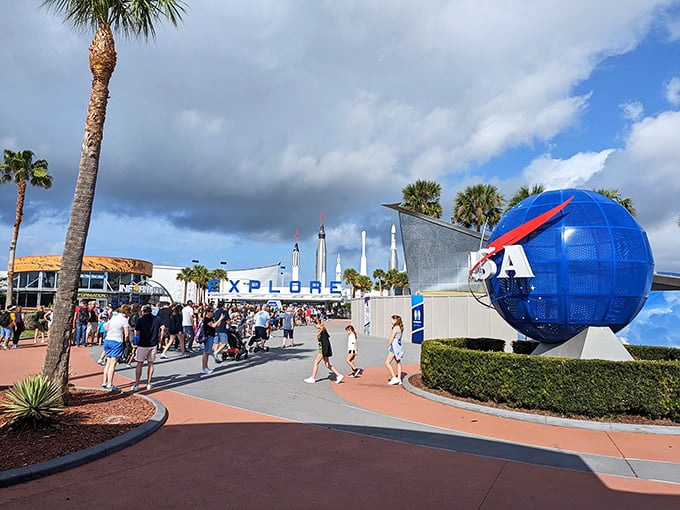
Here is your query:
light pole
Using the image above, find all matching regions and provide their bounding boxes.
[279,265,286,288]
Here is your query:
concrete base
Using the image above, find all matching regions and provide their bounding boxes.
[532,327,634,361]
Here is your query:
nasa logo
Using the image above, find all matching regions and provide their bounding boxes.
[468,196,573,281]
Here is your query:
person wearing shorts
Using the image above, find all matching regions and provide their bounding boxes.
[281,306,295,348]
[201,308,219,374]
[101,304,130,392]
[132,304,160,391]
[303,319,344,384]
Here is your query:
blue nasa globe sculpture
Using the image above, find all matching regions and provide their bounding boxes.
[485,189,654,343]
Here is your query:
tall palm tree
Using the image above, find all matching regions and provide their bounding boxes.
[0,149,52,308]
[505,184,544,212]
[41,0,186,403]
[176,266,194,303]
[208,268,229,296]
[355,275,373,296]
[594,188,637,216]
[452,184,505,232]
[401,179,443,218]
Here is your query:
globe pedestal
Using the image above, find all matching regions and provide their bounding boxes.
[531,327,634,361]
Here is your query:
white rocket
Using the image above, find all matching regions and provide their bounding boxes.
[315,212,327,287]
[389,224,399,271]
[335,254,342,282]
[360,230,367,276]
[292,229,300,282]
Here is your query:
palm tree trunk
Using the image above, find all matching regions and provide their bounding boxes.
[5,180,26,308]
[43,24,117,404]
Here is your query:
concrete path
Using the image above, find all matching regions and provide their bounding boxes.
[1,321,679,509]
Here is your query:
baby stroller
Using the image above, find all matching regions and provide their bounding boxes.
[221,322,249,361]
[248,334,270,353]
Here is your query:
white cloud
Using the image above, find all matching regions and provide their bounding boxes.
[521,149,615,190]
[620,100,645,121]
[175,109,227,136]
[665,76,680,106]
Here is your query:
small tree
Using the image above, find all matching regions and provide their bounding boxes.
[452,184,505,232]
[401,179,443,218]
[505,184,544,212]
[355,275,373,296]
[343,268,359,298]
[594,188,636,216]
[176,266,194,303]
[372,268,387,294]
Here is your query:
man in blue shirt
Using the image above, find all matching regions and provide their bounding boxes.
[250,305,271,351]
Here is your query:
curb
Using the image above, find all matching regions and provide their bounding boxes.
[0,388,168,487]
[403,373,680,435]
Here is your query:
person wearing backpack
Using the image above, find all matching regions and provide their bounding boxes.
[73,300,89,347]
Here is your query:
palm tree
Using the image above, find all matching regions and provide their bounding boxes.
[505,184,544,212]
[372,268,386,294]
[343,268,359,298]
[355,275,373,296]
[0,149,52,308]
[401,179,443,218]
[41,0,186,403]
[208,268,229,295]
[176,266,194,303]
[452,184,505,232]
[191,264,210,304]
[594,188,637,216]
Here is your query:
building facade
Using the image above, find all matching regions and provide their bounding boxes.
[12,255,162,308]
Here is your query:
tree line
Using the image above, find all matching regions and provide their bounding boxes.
[342,267,409,298]
[400,180,638,233]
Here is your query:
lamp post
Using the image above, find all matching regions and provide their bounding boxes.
[279,265,286,288]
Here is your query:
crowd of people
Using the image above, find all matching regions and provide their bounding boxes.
[2,299,406,391]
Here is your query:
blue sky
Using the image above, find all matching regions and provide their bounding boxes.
[1,1,679,283]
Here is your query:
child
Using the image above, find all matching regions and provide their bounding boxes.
[98,313,108,345]
[345,325,362,377]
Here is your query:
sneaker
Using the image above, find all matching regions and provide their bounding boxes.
[108,385,121,393]
[181,353,190,358]
[160,353,168,359]
[348,373,356,378]
[388,377,400,385]
[335,374,344,384]
[146,384,152,390]
[354,368,362,376]
[131,384,139,391]
[303,377,316,384]
[101,384,107,388]
[97,359,105,365]
[201,367,214,375]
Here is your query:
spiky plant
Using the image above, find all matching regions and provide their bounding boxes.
[2,374,64,429]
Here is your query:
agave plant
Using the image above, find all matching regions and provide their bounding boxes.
[2,374,64,429]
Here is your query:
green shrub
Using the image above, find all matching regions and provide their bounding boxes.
[1,374,64,430]
[421,338,680,421]
[625,344,680,361]
[512,340,539,355]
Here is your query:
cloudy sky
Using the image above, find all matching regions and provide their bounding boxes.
[1,0,680,282]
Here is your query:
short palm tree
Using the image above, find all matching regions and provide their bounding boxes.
[0,149,52,308]
[343,268,359,298]
[355,275,373,296]
[176,266,195,303]
[594,188,637,216]
[208,268,229,295]
[401,179,443,218]
[452,184,505,232]
[372,268,386,294]
[191,264,210,303]
[505,184,544,212]
[41,0,186,404]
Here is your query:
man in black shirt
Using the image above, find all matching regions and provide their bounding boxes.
[132,304,161,391]
[156,301,172,351]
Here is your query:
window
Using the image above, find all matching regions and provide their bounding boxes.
[42,272,57,289]
[89,272,105,290]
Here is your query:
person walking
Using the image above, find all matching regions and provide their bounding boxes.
[182,300,196,351]
[10,306,24,348]
[281,305,295,348]
[33,305,48,343]
[345,324,361,377]
[101,305,130,392]
[211,301,229,362]
[304,318,344,384]
[73,300,89,347]
[385,314,404,385]
[132,304,161,391]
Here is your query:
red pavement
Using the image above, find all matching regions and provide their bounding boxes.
[1,343,680,510]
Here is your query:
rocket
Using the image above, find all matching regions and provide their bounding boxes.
[315,212,327,287]
[292,230,300,282]
[335,253,342,282]
[360,230,367,276]
[389,224,399,271]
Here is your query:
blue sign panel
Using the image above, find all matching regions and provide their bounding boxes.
[411,294,424,344]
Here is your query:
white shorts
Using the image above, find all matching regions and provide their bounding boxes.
[136,346,156,363]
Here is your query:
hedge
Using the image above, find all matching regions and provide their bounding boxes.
[421,338,680,421]
[513,340,680,361]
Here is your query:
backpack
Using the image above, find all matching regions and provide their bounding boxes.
[0,311,10,327]
[77,307,89,324]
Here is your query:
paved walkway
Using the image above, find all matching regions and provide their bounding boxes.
[1,321,679,509]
